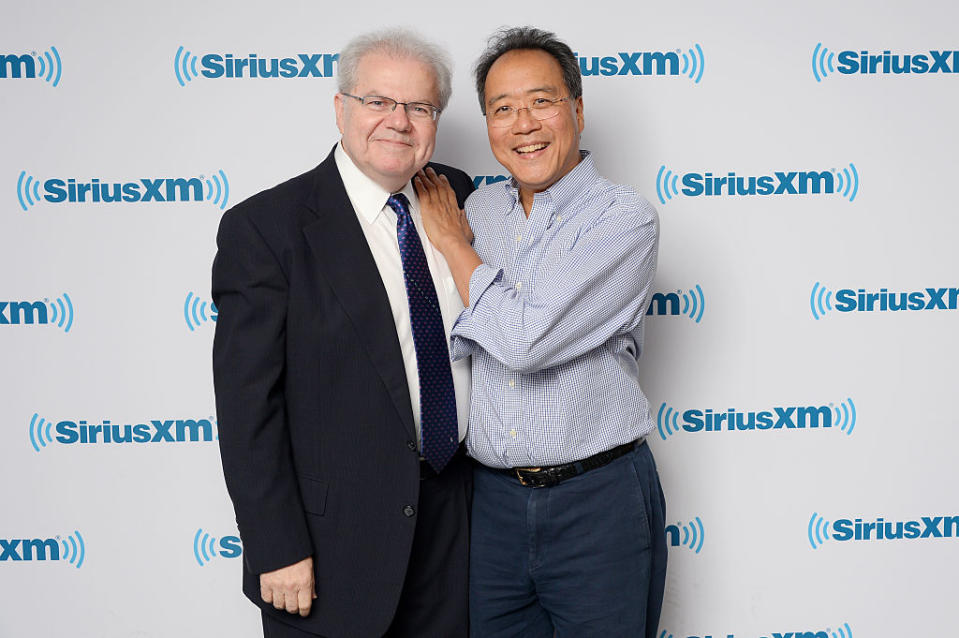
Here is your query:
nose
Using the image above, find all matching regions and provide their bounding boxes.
[511,107,541,134]
[385,104,412,131]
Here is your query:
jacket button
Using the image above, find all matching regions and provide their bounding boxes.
[407,440,416,451]
[403,505,415,518]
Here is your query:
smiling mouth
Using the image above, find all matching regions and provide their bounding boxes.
[515,142,549,155]
[375,138,413,147]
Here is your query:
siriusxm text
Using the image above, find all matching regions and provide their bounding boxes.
[574,51,679,76]
[201,53,338,79]
[55,419,216,444]
[213,536,242,558]
[0,301,47,325]
[683,406,832,432]
[832,515,959,541]
[0,54,36,78]
[0,538,60,561]
[682,171,834,197]
[834,287,959,312]
[40,178,204,203]
[837,49,959,74]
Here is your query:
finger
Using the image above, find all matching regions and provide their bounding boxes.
[260,583,274,605]
[426,166,445,188]
[416,173,439,202]
[297,586,313,617]
[284,589,299,614]
[438,174,459,210]
[413,175,429,201]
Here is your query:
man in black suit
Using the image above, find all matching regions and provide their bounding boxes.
[212,29,474,638]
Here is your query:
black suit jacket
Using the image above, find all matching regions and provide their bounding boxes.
[212,146,474,637]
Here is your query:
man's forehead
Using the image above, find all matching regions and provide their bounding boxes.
[484,49,565,104]
[486,85,561,105]
[352,52,438,98]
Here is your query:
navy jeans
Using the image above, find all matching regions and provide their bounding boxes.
[469,441,667,638]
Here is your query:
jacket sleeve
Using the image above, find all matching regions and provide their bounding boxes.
[211,204,313,575]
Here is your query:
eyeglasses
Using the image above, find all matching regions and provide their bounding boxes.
[486,96,571,128]
[341,93,441,122]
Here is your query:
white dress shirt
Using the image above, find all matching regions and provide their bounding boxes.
[334,143,470,448]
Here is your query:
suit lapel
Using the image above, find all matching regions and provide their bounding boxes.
[302,150,416,439]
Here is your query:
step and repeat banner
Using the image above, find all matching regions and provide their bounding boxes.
[2,1,957,636]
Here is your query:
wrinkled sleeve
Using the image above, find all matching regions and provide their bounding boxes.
[450,196,658,374]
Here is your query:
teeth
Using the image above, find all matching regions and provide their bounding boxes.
[516,143,548,153]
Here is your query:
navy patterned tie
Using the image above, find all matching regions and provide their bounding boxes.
[387,192,458,473]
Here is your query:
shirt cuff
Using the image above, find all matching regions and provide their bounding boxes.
[449,264,503,361]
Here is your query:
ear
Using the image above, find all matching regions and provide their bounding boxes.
[334,93,345,135]
[574,96,585,134]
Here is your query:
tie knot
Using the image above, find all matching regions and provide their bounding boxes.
[388,193,411,219]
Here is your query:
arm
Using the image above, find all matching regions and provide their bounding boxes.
[415,168,480,306]
[416,170,659,374]
[212,206,315,616]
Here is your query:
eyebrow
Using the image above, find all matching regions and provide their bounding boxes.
[360,90,438,105]
[486,86,559,106]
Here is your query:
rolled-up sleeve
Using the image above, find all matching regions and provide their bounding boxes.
[450,197,658,374]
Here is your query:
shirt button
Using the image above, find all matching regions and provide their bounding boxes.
[515,281,523,290]
[516,234,523,242]
[556,215,563,222]
[407,440,416,451]
[403,505,415,517]
[508,379,515,388]
[509,429,517,439]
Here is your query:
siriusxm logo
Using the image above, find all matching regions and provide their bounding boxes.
[656,164,859,205]
[184,292,217,331]
[813,43,959,81]
[656,398,857,440]
[665,517,705,553]
[472,174,509,189]
[193,528,242,566]
[810,282,959,319]
[0,47,62,86]
[575,44,704,83]
[174,47,338,85]
[28,413,217,451]
[646,286,705,323]
[17,170,230,211]
[0,293,74,332]
[809,512,959,549]
[1,531,85,568]
[659,622,853,638]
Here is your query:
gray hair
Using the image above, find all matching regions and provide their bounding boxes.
[473,26,582,114]
[337,28,453,111]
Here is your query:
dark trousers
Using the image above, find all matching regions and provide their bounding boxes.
[262,453,472,638]
[469,441,668,638]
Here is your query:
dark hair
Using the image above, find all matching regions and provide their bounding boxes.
[473,26,582,114]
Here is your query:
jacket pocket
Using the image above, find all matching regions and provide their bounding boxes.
[299,476,329,516]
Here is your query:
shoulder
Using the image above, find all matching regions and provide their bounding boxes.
[425,160,475,205]
[216,163,326,244]
[579,177,659,232]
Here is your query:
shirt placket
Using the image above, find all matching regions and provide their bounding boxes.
[501,201,535,466]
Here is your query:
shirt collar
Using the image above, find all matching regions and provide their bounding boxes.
[334,142,420,224]
[501,150,596,216]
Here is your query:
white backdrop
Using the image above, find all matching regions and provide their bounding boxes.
[2,1,957,636]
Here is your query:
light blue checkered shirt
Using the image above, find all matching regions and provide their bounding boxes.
[450,152,660,469]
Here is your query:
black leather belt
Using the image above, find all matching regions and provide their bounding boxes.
[492,438,645,488]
